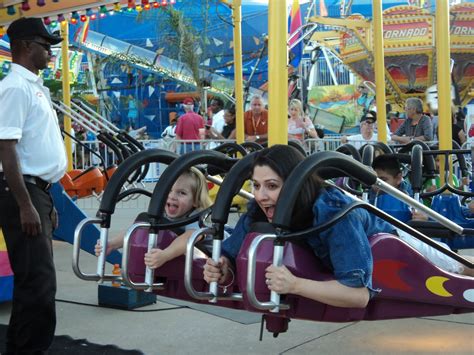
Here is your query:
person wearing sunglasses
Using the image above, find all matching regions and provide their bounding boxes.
[341,111,387,149]
[0,18,65,354]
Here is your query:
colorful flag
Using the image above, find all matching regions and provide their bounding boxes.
[288,0,302,68]
[73,18,90,44]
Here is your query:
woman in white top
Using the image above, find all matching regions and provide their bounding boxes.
[161,112,177,152]
[287,99,318,142]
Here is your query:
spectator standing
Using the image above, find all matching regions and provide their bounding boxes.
[208,106,237,140]
[161,112,177,152]
[175,97,204,154]
[209,98,225,134]
[0,18,67,354]
[391,97,433,144]
[244,95,268,143]
[207,97,225,149]
[127,95,138,129]
[287,98,318,142]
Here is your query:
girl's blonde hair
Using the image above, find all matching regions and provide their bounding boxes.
[289,98,304,116]
[182,167,212,210]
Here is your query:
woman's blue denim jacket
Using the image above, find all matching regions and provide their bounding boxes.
[222,187,395,298]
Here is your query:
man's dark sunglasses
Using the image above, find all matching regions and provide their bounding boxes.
[29,40,52,51]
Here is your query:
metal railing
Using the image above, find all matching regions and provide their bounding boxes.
[72,136,464,172]
[71,137,346,171]
[69,136,472,213]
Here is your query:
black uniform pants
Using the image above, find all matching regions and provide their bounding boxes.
[0,180,56,355]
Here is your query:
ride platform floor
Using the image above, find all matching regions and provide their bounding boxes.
[0,203,472,354]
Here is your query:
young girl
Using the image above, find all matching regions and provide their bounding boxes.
[203,145,473,309]
[287,99,318,142]
[95,168,212,269]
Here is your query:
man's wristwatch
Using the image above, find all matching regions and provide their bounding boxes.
[256,135,260,140]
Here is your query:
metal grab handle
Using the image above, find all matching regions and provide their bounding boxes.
[144,232,157,292]
[121,222,164,291]
[209,238,222,303]
[246,234,289,312]
[96,227,108,279]
[73,217,101,281]
[184,228,242,302]
[270,245,284,313]
[72,217,119,283]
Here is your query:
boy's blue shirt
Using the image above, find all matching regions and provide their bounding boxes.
[368,178,413,204]
[368,179,413,222]
[462,206,473,219]
[399,179,413,196]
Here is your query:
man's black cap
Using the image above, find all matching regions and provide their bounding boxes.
[360,111,377,124]
[7,17,62,45]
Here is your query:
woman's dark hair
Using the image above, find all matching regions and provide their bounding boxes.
[226,105,236,117]
[250,144,323,229]
[211,97,224,109]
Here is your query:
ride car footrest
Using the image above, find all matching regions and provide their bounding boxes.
[98,284,156,309]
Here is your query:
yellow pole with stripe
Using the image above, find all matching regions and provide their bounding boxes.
[372,0,387,143]
[61,20,73,172]
[436,0,452,186]
[232,0,245,144]
[268,0,288,146]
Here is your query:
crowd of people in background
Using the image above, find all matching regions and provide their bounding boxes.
[65,83,471,166]
[155,93,324,154]
[159,84,471,155]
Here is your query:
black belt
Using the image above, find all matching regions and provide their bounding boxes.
[0,173,51,192]
[24,175,52,191]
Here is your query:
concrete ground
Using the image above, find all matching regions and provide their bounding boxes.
[0,196,473,354]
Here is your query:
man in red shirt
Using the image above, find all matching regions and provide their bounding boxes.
[175,97,204,154]
[244,95,268,143]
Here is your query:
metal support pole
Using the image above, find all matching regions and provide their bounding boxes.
[61,20,73,171]
[232,0,245,144]
[436,0,453,186]
[268,0,288,146]
[321,47,338,85]
[372,0,388,144]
